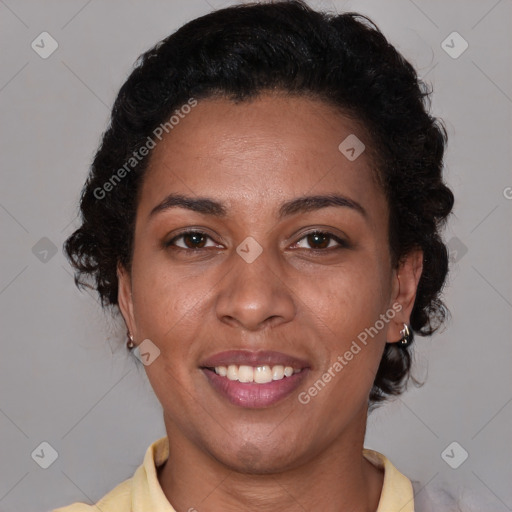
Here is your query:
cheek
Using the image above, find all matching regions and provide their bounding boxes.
[303,256,390,340]
[129,247,209,355]
[298,255,390,398]
[130,256,209,415]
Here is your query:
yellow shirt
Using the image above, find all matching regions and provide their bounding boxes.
[53,437,414,511]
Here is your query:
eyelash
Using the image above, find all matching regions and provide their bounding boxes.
[165,230,349,254]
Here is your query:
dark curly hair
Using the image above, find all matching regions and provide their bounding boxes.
[64,0,454,405]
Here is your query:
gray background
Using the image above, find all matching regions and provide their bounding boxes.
[0,0,511,511]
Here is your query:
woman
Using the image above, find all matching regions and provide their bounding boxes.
[55,1,453,510]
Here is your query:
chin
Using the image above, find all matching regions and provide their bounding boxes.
[209,438,304,475]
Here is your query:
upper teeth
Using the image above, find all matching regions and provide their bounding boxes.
[215,364,301,383]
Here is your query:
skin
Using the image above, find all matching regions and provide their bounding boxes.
[118,94,423,512]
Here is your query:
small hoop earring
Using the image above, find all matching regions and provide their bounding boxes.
[127,331,135,350]
[398,323,413,347]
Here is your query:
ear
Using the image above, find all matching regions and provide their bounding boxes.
[117,262,137,340]
[387,248,423,343]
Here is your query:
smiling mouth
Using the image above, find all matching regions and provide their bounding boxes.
[200,349,310,408]
[201,365,309,408]
[208,364,302,383]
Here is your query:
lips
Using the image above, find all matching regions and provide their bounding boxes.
[200,350,310,408]
[200,349,310,369]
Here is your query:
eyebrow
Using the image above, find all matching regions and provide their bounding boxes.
[148,193,367,221]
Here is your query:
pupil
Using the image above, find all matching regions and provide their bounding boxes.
[186,233,205,248]
[309,233,328,249]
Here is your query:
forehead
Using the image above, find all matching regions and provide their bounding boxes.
[139,94,386,222]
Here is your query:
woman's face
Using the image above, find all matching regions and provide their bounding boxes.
[118,94,421,473]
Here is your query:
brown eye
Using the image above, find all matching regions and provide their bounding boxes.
[166,231,215,250]
[307,232,330,249]
[294,231,348,251]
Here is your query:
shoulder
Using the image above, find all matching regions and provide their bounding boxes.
[51,436,170,512]
[51,478,131,512]
[363,448,415,512]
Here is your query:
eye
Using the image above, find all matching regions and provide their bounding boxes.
[166,230,218,250]
[165,229,348,253]
[293,231,348,251]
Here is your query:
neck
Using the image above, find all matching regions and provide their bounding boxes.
[157,409,383,512]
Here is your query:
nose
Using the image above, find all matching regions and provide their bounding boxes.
[215,243,297,332]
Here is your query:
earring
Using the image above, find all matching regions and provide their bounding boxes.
[398,323,413,347]
[127,331,135,350]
